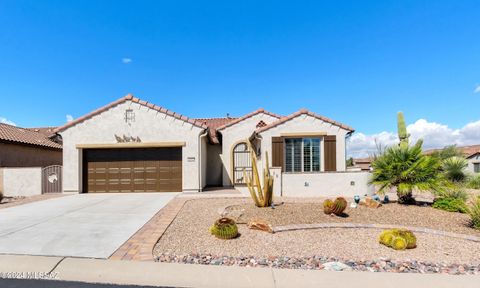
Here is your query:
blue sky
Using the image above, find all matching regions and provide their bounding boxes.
[1,1,479,156]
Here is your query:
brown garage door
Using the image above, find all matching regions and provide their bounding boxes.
[83,148,182,193]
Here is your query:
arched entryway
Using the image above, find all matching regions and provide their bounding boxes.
[232,142,252,184]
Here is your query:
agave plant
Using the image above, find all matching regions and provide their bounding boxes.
[369,140,445,203]
[442,156,468,183]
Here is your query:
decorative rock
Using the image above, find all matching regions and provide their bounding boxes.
[323,262,352,272]
[155,253,480,275]
[247,220,274,233]
[359,197,382,208]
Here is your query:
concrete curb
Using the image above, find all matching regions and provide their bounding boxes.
[0,255,479,288]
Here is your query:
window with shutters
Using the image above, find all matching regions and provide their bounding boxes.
[285,138,321,173]
[475,163,480,173]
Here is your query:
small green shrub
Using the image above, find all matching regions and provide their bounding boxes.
[209,217,238,239]
[379,229,417,250]
[469,197,480,230]
[467,175,480,190]
[432,198,468,213]
[434,187,468,201]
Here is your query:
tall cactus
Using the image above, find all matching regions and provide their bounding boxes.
[244,141,274,207]
[397,112,409,148]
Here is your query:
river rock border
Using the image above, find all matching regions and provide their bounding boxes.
[155,253,480,275]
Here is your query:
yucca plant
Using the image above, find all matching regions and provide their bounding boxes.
[370,140,445,204]
[244,141,274,207]
[442,156,468,183]
[467,174,480,190]
[469,197,480,230]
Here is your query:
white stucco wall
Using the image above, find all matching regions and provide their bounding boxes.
[60,101,205,193]
[282,171,375,197]
[1,167,42,196]
[257,114,349,172]
[468,154,480,174]
[220,113,280,186]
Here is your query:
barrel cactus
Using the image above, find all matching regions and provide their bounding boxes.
[323,197,347,215]
[323,199,334,214]
[379,229,416,250]
[209,217,238,239]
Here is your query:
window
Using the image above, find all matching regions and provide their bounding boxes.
[285,138,321,172]
[475,163,480,173]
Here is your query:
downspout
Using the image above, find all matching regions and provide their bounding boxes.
[345,131,354,170]
[198,129,209,192]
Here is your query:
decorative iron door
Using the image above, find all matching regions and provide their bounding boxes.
[42,165,62,193]
[232,142,252,184]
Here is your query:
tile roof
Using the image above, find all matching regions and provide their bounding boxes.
[195,117,238,144]
[256,109,355,134]
[54,94,208,133]
[27,127,57,138]
[216,108,282,131]
[0,123,62,149]
[425,145,480,159]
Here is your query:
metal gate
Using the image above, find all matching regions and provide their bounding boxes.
[232,142,252,185]
[42,165,62,193]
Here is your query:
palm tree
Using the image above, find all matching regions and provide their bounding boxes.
[369,140,445,204]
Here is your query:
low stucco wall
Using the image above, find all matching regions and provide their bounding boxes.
[281,171,375,197]
[1,167,42,197]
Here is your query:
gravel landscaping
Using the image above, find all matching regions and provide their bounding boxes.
[153,198,480,274]
[227,199,480,236]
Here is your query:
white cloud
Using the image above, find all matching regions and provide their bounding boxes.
[347,119,480,158]
[0,117,16,126]
[122,58,132,64]
[474,84,480,93]
[66,114,74,122]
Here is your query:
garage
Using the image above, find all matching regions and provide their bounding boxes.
[83,148,182,193]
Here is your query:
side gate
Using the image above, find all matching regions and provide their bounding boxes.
[42,165,62,193]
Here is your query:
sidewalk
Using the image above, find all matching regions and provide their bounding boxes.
[0,255,479,288]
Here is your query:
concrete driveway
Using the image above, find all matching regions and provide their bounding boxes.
[0,193,178,258]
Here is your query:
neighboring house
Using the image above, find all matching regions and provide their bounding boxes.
[56,94,373,196]
[425,145,480,174]
[351,157,372,171]
[0,123,62,167]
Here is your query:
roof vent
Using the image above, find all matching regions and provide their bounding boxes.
[256,120,267,128]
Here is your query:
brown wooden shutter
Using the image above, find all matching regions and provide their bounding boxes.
[271,137,284,171]
[324,135,337,172]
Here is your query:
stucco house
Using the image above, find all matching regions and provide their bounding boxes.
[0,123,62,167]
[55,94,373,196]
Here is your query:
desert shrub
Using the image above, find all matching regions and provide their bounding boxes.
[467,175,480,190]
[469,197,480,230]
[442,156,468,183]
[379,229,416,250]
[434,187,468,202]
[432,198,468,213]
[209,217,238,239]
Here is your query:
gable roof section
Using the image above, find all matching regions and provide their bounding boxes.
[195,117,238,144]
[54,94,208,133]
[0,123,62,149]
[256,109,355,134]
[216,108,282,131]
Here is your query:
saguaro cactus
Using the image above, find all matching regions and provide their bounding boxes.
[244,141,274,207]
[397,112,410,148]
